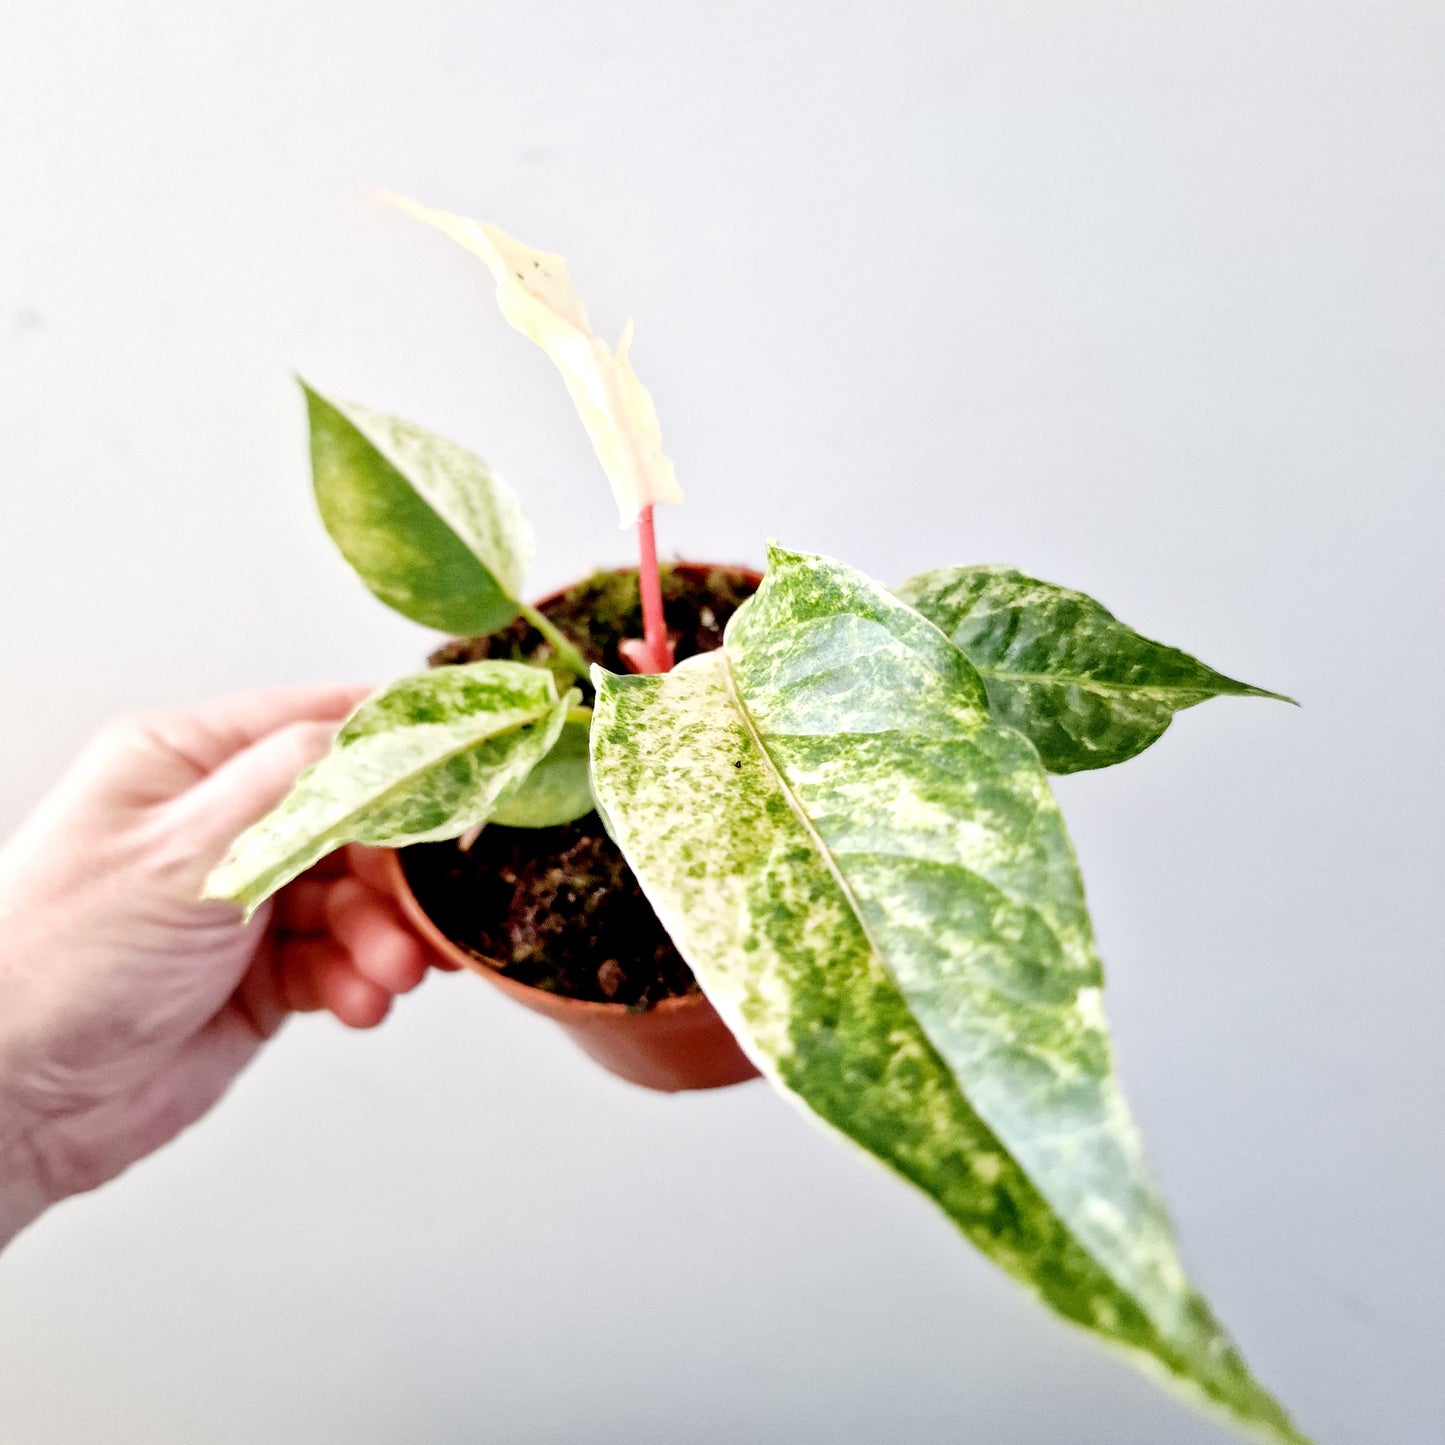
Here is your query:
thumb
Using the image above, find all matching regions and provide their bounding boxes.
[170,718,339,869]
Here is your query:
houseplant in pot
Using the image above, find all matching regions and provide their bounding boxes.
[385,558,766,1092]
[206,199,1313,1444]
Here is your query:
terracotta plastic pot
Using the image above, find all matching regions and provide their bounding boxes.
[382,562,764,1094]
[384,850,759,1092]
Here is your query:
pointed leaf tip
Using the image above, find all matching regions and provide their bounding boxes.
[386,192,683,528]
[303,385,533,636]
[897,564,1295,772]
[592,550,1312,1445]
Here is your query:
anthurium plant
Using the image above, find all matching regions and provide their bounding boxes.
[205,199,1310,1444]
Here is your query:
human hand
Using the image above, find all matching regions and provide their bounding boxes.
[0,686,447,1246]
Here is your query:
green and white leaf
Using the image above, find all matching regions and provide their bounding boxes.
[304,383,533,635]
[489,713,594,827]
[897,564,1292,773]
[205,661,575,915]
[590,548,1309,1445]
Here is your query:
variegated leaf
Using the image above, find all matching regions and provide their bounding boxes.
[897,564,1292,772]
[489,714,594,827]
[305,383,533,635]
[205,662,574,915]
[385,195,683,528]
[590,550,1309,1445]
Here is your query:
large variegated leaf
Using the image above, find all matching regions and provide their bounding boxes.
[385,195,682,528]
[590,553,1309,1445]
[205,662,574,915]
[304,383,533,635]
[897,564,1292,772]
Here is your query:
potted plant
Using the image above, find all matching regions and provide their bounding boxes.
[206,198,1313,1444]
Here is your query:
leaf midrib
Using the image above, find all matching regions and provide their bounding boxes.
[346,404,519,602]
[972,665,1251,700]
[719,645,1150,1317]
[263,701,557,877]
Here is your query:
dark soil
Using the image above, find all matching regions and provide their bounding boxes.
[401,564,760,1009]
[428,563,760,700]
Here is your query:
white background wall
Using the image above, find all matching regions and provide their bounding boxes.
[1,4,1441,1442]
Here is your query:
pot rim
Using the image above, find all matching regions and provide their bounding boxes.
[386,557,764,1022]
[383,847,712,1019]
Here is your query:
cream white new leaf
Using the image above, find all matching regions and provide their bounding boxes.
[204,662,575,915]
[589,547,1311,1445]
[387,194,682,528]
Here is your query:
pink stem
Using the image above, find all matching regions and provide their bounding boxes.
[632,505,673,673]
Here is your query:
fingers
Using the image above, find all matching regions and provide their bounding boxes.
[346,843,460,971]
[142,685,373,776]
[171,718,341,867]
[276,939,393,1028]
[232,937,289,1041]
[274,875,332,934]
[271,860,433,1030]
[324,878,428,995]
[344,842,396,893]
[5,691,373,899]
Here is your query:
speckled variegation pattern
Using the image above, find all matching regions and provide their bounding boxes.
[897,564,1290,772]
[305,385,534,636]
[591,557,1308,1444]
[205,661,574,914]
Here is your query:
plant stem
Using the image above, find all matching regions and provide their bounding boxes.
[516,600,592,684]
[635,504,673,673]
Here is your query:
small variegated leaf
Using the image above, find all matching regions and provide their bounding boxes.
[304,383,533,635]
[897,564,1292,772]
[204,662,574,915]
[385,195,683,529]
[590,555,1309,1445]
[489,714,594,827]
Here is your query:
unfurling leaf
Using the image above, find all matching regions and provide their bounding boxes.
[897,564,1292,773]
[204,662,575,915]
[590,547,1309,1445]
[385,194,683,528]
[304,383,533,635]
